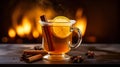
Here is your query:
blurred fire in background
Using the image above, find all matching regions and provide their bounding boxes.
[9,7,87,38]
[0,0,120,44]
[1,0,87,44]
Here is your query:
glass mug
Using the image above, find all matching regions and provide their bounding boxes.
[40,20,82,61]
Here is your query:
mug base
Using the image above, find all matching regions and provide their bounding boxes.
[43,54,70,61]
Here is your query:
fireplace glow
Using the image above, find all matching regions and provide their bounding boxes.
[74,17,87,36]
[9,1,56,39]
[36,22,42,36]
[74,8,87,36]
[22,17,32,35]
[8,1,87,42]
[16,25,24,37]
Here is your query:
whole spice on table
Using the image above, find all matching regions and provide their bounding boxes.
[70,56,84,63]
[34,46,43,50]
[85,50,95,58]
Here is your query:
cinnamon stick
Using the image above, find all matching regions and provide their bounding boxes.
[23,50,48,55]
[25,54,43,63]
[20,54,32,61]
[40,15,54,51]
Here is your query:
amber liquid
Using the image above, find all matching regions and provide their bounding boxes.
[42,26,72,55]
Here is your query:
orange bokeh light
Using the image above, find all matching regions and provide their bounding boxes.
[32,30,39,38]
[8,28,16,38]
[16,25,24,37]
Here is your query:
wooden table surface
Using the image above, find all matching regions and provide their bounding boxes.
[0,44,120,64]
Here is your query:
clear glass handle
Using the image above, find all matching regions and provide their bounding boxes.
[70,27,82,48]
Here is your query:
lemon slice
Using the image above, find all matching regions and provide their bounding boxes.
[52,16,71,39]
[52,16,70,22]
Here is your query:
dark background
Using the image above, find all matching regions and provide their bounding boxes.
[0,0,120,44]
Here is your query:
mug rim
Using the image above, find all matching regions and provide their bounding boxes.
[39,20,76,26]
